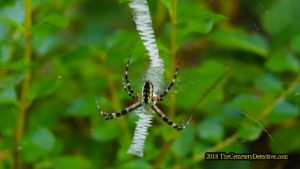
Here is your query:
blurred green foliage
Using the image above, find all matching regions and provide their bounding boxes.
[1,0,300,169]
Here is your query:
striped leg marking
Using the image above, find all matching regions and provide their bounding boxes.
[123,55,138,99]
[158,61,179,101]
[97,101,141,120]
[151,105,191,131]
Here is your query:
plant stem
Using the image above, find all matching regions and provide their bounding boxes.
[154,1,166,32]
[169,0,177,117]
[13,0,32,168]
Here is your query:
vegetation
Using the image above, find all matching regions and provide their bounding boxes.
[1,0,300,168]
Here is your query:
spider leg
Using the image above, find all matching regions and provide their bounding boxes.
[123,55,138,99]
[151,104,191,131]
[97,101,141,120]
[157,61,179,101]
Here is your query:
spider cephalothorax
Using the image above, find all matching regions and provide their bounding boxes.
[97,55,191,131]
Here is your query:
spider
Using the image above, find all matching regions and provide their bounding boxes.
[97,55,191,131]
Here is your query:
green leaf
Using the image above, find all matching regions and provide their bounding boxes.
[192,143,211,157]
[227,95,263,116]
[262,0,300,35]
[29,100,64,128]
[291,34,300,54]
[118,0,130,3]
[286,85,300,105]
[0,0,16,6]
[32,0,51,9]
[120,160,151,169]
[29,78,60,104]
[271,124,300,153]
[21,140,46,162]
[21,127,55,162]
[0,87,17,104]
[239,125,262,141]
[31,23,61,55]
[46,14,69,28]
[34,159,54,169]
[223,59,263,83]
[0,1,24,27]
[255,74,283,94]
[268,100,299,123]
[203,160,251,169]
[67,97,97,117]
[198,117,224,143]
[266,51,299,73]
[53,156,91,169]
[177,2,226,42]
[171,125,194,158]
[0,45,11,63]
[0,104,17,129]
[0,72,24,88]
[209,28,268,57]
[91,118,122,142]
[31,127,55,151]
[222,142,247,153]
[175,61,226,109]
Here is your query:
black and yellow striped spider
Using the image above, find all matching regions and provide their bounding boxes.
[97,55,191,131]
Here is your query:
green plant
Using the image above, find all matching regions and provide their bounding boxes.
[0,0,299,169]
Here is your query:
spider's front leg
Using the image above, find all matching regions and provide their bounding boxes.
[97,101,141,120]
[123,55,139,99]
[151,105,191,131]
[157,61,179,101]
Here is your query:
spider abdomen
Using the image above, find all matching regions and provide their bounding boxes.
[142,80,153,104]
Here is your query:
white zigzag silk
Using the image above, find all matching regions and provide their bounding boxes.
[127,0,164,157]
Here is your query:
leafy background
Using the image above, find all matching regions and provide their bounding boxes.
[1,0,300,169]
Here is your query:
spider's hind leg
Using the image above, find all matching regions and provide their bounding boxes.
[123,55,138,99]
[151,105,191,131]
[96,101,141,120]
[157,61,179,101]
